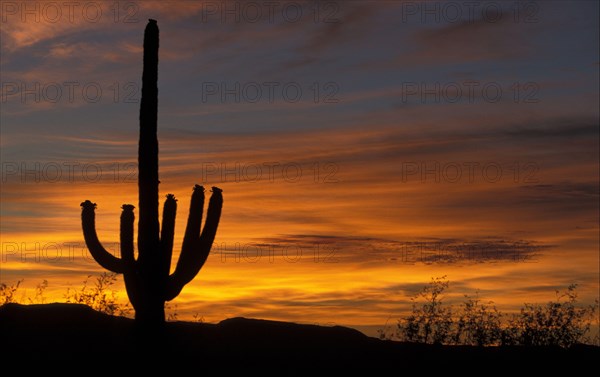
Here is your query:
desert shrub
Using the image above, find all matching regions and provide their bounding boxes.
[165,302,179,321]
[377,317,396,340]
[397,276,453,344]
[507,284,596,348]
[64,272,131,317]
[27,280,48,304]
[1,274,130,317]
[454,292,502,346]
[0,280,23,304]
[591,299,600,346]
[389,279,598,348]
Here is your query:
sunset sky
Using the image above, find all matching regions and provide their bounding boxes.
[1,1,598,336]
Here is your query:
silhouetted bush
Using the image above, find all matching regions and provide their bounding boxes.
[27,280,48,304]
[384,278,598,348]
[454,292,502,346]
[397,276,453,344]
[0,280,22,304]
[0,274,187,320]
[64,272,131,317]
[505,284,597,347]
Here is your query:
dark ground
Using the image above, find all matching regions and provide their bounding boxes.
[1,303,597,375]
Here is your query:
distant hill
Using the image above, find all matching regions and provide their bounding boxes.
[1,303,597,374]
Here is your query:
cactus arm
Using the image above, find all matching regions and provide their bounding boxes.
[138,18,160,258]
[120,204,141,309]
[165,187,222,301]
[80,200,124,273]
[160,194,177,276]
[120,204,136,264]
[182,185,205,255]
[199,187,223,248]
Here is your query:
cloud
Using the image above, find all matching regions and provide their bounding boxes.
[298,3,378,53]
[398,7,531,66]
[0,1,210,51]
[245,234,550,264]
[515,182,600,217]
[503,120,599,138]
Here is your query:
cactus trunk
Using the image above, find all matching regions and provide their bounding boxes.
[137,18,164,325]
[138,19,160,263]
[81,19,223,327]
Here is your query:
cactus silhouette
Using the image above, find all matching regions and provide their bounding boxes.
[80,19,223,325]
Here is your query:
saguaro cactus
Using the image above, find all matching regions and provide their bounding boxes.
[81,19,223,325]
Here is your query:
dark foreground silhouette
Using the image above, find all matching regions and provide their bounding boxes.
[1,303,597,374]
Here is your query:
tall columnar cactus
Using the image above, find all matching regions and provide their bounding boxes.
[81,19,223,325]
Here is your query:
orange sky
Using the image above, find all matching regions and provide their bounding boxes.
[1,1,598,336]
